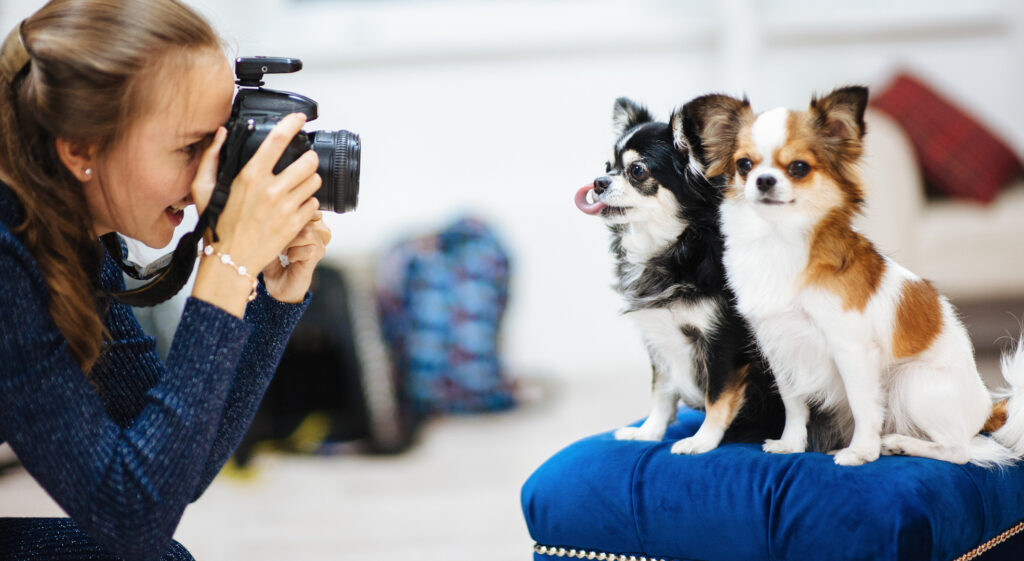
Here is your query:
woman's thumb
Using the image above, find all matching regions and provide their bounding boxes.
[191,127,227,214]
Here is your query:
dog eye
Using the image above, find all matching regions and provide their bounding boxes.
[628,163,648,181]
[605,161,611,173]
[787,160,810,178]
[736,158,753,176]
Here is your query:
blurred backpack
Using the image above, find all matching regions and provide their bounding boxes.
[377,217,516,415]
[234,217,515,466]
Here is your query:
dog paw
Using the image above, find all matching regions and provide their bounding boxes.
[833,446,880,466]
[762,439,806,454]
[880,434,907,456]
[614,426,663,441]
[670,436,718,455]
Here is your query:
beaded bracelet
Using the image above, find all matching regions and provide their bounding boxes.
[198,244,258,302]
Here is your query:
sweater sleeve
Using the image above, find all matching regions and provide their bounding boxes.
[0,243,251,561]
[190,280,310,499]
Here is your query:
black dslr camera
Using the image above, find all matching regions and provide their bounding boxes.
[218,56,361,214]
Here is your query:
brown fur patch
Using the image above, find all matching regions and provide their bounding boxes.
[983,400,1009,433]
[806,87,868,205]
[682,94,755,178]
[734,130,761,166]
[777,113,821,180]
[783,111,865,205]
[703,365,749,429]
[725,129,759,200]
[892,279,943,359]
[803,209,887,311]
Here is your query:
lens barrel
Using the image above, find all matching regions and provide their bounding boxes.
[311,130,361,213]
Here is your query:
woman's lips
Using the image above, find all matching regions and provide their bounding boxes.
[165,207,184,227]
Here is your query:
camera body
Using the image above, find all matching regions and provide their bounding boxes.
[219,57,360,214]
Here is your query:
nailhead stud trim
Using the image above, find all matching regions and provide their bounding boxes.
[953,520,1024,561]
[533,543,673,561]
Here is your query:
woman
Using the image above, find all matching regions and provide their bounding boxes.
[0,1,331,559]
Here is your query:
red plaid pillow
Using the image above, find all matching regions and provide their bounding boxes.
[871,73,1023,203]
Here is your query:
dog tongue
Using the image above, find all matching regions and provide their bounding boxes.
[575,184,606,215]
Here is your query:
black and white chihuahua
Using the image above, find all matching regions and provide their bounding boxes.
[574,98,783,453]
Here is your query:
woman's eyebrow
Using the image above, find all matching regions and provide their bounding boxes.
[179,129,218,142]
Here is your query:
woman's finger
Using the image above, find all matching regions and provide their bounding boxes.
[298,195,321,224]
[275,196,321,248]
[312,220,332,246]
[243,113,308,176]
[280,175,323,221]
[281,222,320,248]
[275,217,330,269]
[273,150,320,195]
[285,243,321,264]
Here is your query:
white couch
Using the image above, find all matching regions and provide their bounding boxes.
[857,109,1024,351]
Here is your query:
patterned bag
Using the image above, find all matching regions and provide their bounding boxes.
[377,217,515,415]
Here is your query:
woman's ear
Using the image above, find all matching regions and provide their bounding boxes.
[55,137,99,182]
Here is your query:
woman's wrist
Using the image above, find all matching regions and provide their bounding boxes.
[199,244,258,301]
[191,251,257,318]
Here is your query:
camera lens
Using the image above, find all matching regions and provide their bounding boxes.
[310,130,360,213]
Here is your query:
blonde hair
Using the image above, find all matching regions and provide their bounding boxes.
[0,0,222,373]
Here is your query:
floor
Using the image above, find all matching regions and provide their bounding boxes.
[0,356,1007,560]
[0,371,651,561]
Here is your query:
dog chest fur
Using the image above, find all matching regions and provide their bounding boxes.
[626,299,719,408]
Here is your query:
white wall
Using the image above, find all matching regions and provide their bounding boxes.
[3,0,1022,380]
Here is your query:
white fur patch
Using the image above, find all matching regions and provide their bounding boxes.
[745,108,793,203]
[750,107,789,157]
[627,298,719,408]
[618,190,687,265]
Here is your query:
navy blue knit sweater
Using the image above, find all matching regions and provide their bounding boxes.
[0,183,308,560]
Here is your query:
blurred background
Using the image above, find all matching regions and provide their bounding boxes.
[1,0,1023,559]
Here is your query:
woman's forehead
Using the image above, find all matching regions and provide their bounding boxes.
[141,51,234,140]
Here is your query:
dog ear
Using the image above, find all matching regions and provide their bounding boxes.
[811,86,868,142]
[612,97,653,137]
[669,106,688,153]
[810,85,868,165]
[680,94,752,177]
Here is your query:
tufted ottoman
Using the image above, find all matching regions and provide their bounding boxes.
[521,408,1024,561]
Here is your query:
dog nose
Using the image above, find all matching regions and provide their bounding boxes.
[756,175,776,193]
[594,176,611,195]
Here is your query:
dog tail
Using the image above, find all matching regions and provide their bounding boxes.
[969,434,1017,467]
[989,337,1024,459]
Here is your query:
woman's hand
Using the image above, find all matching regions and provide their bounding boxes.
[189,113,324,316]
[262,213,332,303]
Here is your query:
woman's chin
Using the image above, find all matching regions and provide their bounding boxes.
[150,231,176,250]
[126,226,176,251]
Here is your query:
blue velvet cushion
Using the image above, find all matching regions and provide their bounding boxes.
[521,408,1024,561]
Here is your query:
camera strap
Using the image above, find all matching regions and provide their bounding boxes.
[105,120,253,307]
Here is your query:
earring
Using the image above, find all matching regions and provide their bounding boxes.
[84,168,92,178]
